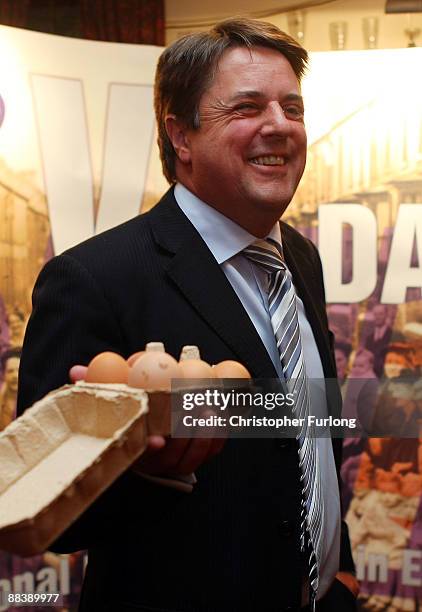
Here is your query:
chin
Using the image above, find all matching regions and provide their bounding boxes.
[248,182,293,206]
[253,195,291,216]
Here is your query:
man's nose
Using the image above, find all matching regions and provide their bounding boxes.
[259,102,291,137]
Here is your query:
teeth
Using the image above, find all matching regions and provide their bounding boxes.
[250,155,285,166]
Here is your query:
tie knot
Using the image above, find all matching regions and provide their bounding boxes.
[243,238,286,274]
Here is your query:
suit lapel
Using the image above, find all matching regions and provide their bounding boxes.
[148,191,336,387]
[148,190,277,379]
[282,230,335,379]
[282,229,341,418]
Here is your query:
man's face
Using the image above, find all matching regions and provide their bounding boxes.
[352,354,372,377]
[384,352,406,379]
[335,349,347,378]
[4,357,19,393]
[8,314,23,337]
[176,46,307,235]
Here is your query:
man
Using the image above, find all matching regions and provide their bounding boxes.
[364,304,393,378]
[334,342,351,389]
[18,18,357,612]
[0,347,20,430]
[340,349,379,510]
[7,307,27,347]
[347,349,379,437]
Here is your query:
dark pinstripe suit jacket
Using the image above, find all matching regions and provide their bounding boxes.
[18,188,354,612]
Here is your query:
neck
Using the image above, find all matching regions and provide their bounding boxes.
[175,179,282,238]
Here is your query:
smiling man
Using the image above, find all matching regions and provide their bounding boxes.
[164,45,307,237]
[18,18,357,612]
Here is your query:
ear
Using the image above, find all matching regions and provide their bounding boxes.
[165,114,191,164]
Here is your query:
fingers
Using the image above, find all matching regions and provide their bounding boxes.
[175,437,214,474]
[172,407,227,472]
[146,435,166,451]
[135,437,191,475]
[335,572,360,598]
[133,433,226,476]
[69,365,88,383]
[205,437,226,461]
[68,366,226,476]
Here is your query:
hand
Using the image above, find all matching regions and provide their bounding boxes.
[133,407,226,475]
[133,432,225,476]
[69,365,88,382]
[335,572,359,598]
[69,364,225,475]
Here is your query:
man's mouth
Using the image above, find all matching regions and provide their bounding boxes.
[249,155,285,166]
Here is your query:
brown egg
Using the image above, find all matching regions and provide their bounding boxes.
[179,359,217,390]
[179,359,215,379]
[127,351,145,366]
[213,360,251,379]
[128,351,182,391]
[85,351,129,383]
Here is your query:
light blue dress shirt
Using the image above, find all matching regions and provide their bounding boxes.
[174,182,341,598]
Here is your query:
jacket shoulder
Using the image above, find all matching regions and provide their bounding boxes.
[280,221,321,264]
[64,210,151,263]
[56,189,176,274]
[281,221,316,250]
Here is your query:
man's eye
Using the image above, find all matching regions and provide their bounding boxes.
[235,103,258,111]
[283,106,304,120]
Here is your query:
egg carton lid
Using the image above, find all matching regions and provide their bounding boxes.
[0,383,149,556]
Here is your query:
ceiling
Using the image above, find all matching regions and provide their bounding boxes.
[165,0,339,28]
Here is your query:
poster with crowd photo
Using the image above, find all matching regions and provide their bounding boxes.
[0,24,165,611]
[293,49,422,611]
[0,23,421,612]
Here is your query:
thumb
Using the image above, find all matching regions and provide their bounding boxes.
[69,365,88,383]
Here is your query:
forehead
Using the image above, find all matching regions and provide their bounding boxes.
[355,354,369,363]
[207,45,299,95]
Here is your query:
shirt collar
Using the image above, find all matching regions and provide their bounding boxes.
[174,183,282,265]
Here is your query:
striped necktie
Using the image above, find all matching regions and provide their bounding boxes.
[243,238,323,604]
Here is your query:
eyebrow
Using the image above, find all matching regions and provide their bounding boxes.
[227,90,304,105]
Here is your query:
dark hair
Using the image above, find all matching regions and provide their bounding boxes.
[355,348,374,366]
[154,17,308,183]
[385,342,415,369]
[335,341,352,359]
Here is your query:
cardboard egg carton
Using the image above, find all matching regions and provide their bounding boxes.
[0,382,152,556]
[143,389,172,436]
